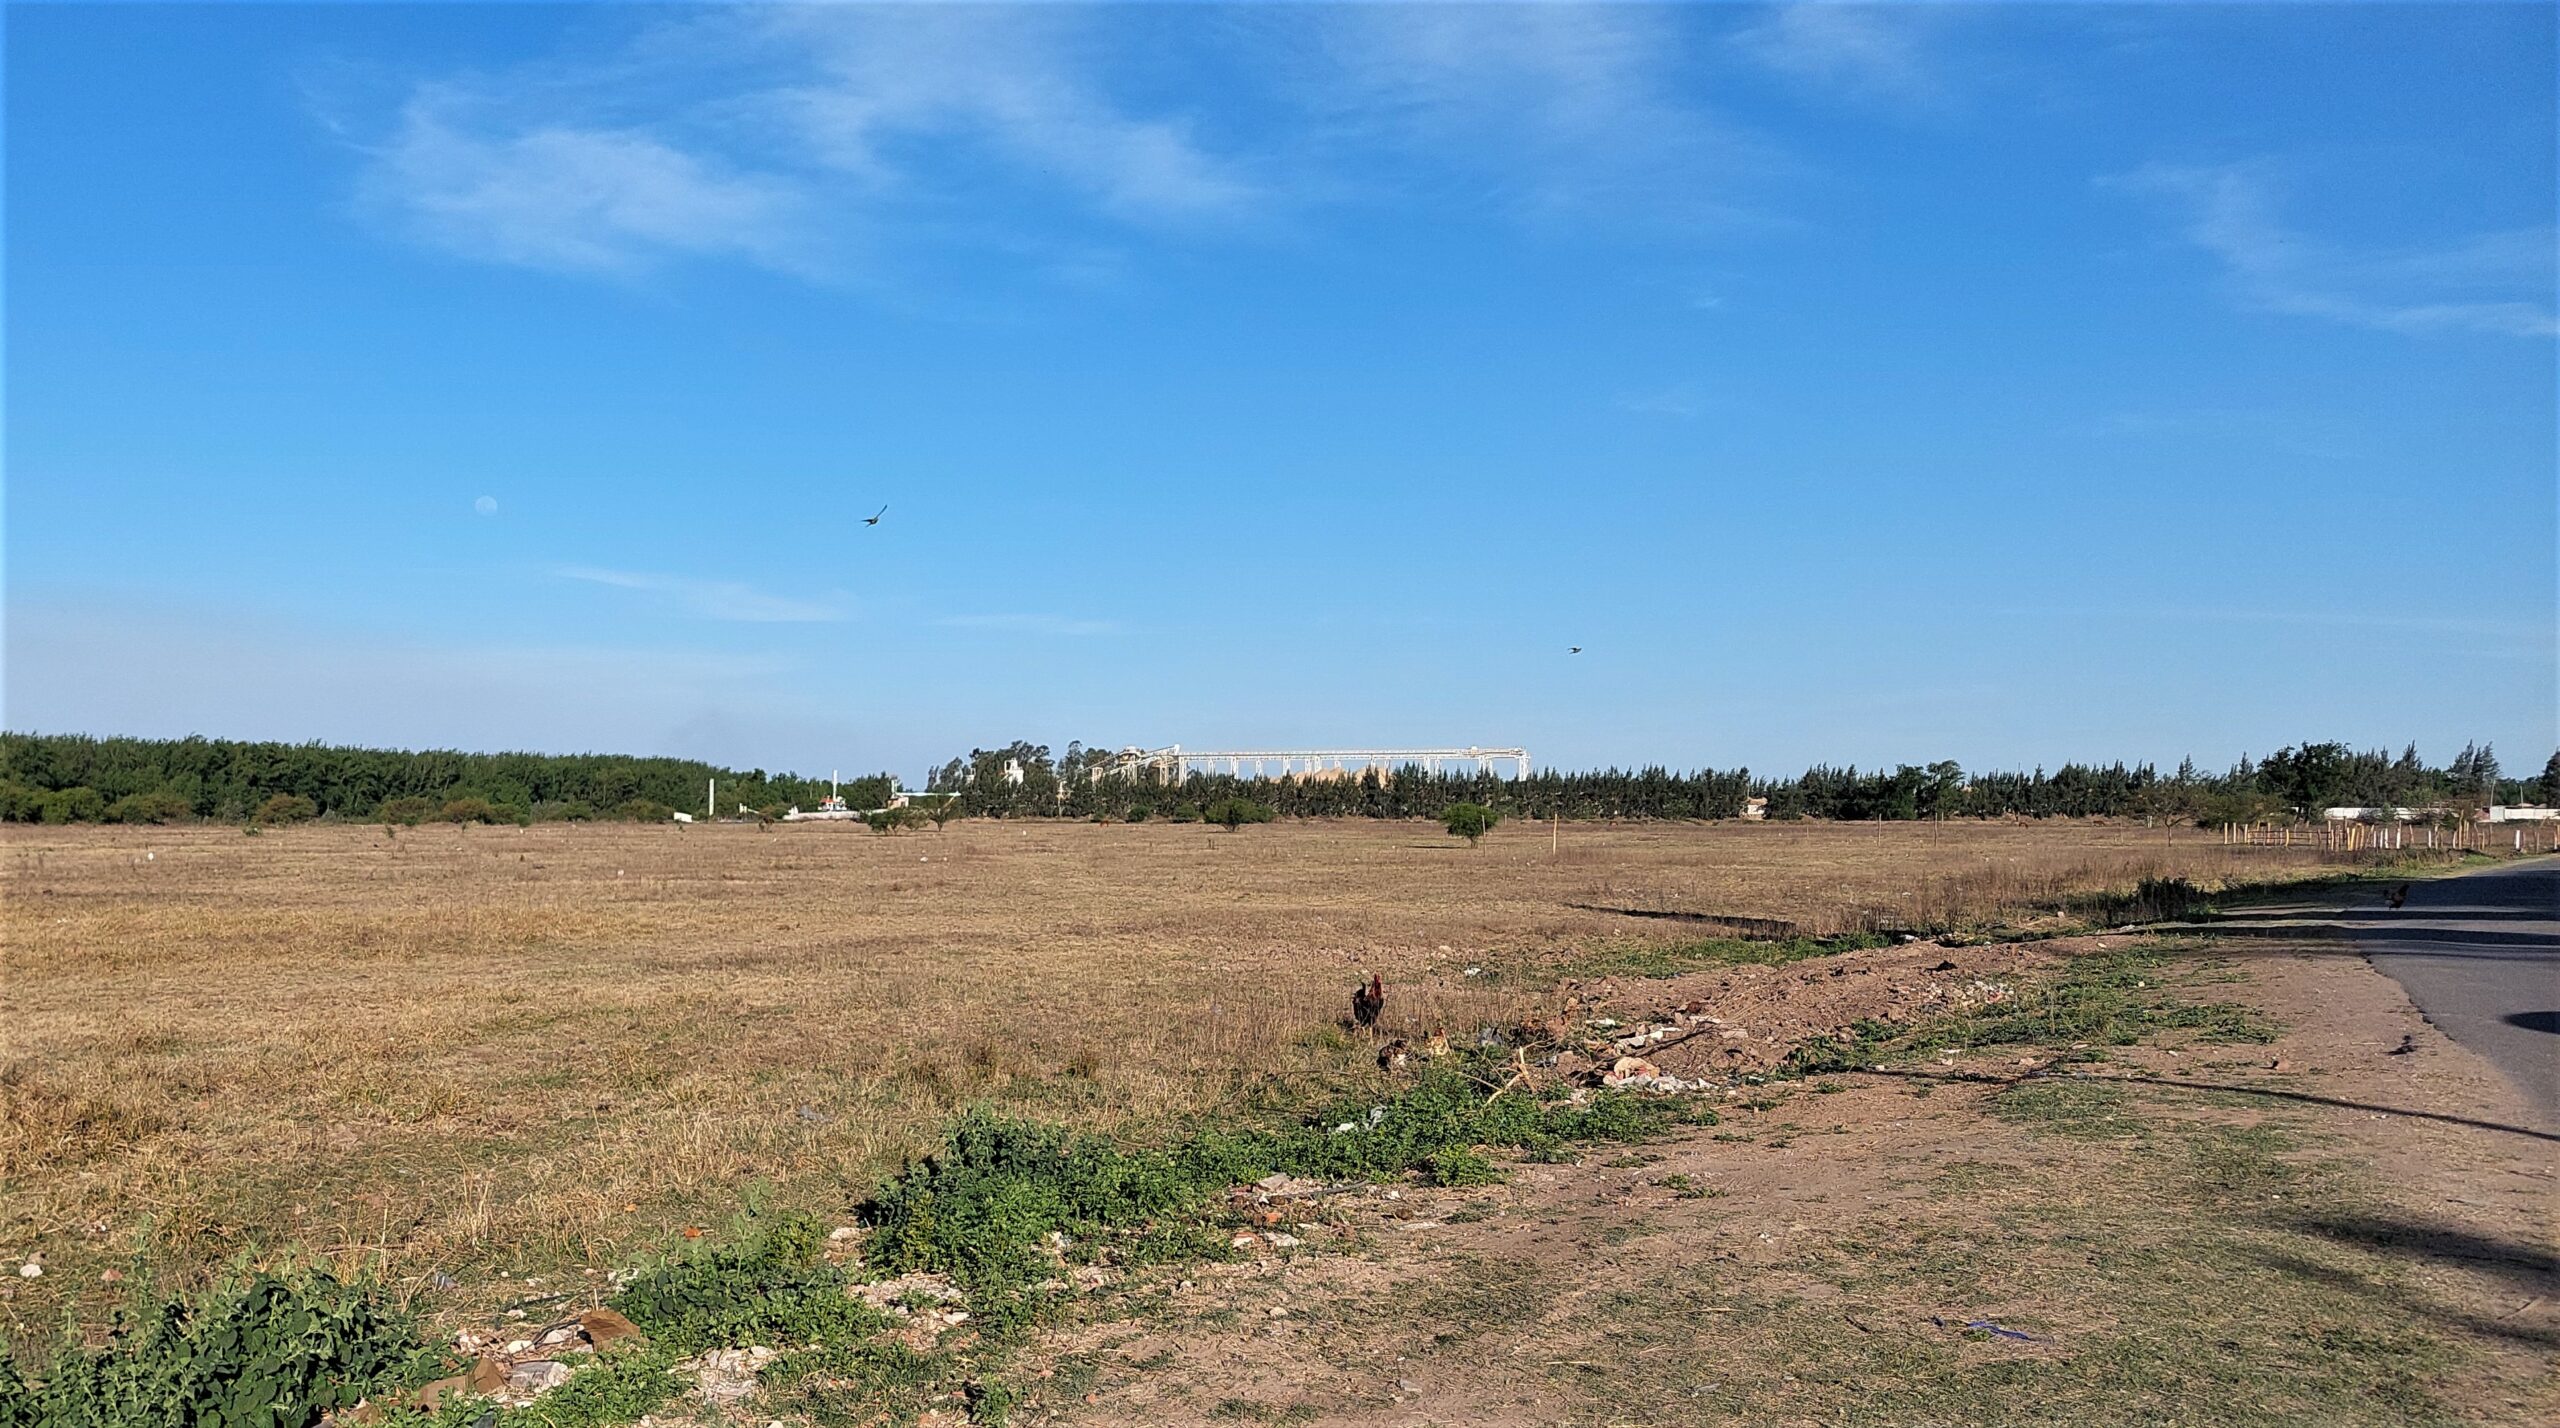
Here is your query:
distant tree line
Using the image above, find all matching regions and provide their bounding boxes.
[5,731,2553,828]
[927,738,2559,826]
[0,733,892,826]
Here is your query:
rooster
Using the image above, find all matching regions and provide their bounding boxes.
[1351,973,1385,1030]
[2385,884,2410,910]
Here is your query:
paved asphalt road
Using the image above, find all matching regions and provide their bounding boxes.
[2348,858,2559,1125]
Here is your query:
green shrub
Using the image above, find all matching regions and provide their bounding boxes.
[615,799,673,823]
[1441,802,1500,846]
[611,1215,885,1358]
[106,790,193,825]
[256,793,319,825]
[2,1271,438,1428]
[0,780,44,823]
[438,798,500,825]
[1203,797,1273,832]
[37,787,105,825]
[376,797,434,826]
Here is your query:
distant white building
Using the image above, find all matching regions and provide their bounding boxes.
[2487,805,2558,823]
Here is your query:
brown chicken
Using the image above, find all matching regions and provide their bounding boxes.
[1352,973,1385,1029]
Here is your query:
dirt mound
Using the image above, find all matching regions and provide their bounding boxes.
[1557,937,2093,1081]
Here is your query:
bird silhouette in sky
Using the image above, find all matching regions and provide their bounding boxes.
[864,506,887,526]
[1567,646,1583,654]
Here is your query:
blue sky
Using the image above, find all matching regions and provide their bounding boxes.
[6,2,2554,783]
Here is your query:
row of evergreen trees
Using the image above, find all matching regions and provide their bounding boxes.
[930,739,2558,825]
[3,730,2552,827]
[0,733,892,826]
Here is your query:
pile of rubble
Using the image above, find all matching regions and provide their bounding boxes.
[1516,937,2052,1091]
[340,1307,647,1420]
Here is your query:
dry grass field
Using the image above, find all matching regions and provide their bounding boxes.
[3,815,2387,1349]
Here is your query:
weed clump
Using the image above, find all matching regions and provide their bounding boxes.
[1,1271,439,1428]
[866,1057,1695,1313]
[612,1215,884,1356]
[1784,943,2275,1076]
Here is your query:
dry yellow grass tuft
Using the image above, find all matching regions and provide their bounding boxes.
[0,816,2385,1342]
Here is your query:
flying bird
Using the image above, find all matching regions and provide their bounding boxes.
[864,506,887,526]
[1567,646,1583,655]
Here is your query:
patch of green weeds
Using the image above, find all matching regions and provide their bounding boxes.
[1987,1080,2148,1141]
[1,1268,445,1428]
[1784,943,2274,1076]
[1656,1174,1719,1200]
[612,1214,890,1357]
[863,1054,1691,1321]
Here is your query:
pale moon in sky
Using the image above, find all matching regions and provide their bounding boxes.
[474,495,498,516]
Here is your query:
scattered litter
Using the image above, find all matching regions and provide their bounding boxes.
[2389,1034,2417,1056]
[426,1272,458,1291]
[16,1262,40,1280]
[1932,1315,2039,1343]
[505,1361,573,1396]
[1463,966,1483,977]
[684,1346,778,1403]
[1331,1106,1391,1135]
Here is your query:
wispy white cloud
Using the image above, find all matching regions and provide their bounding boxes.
[361,88,814,277]
[344,4,1771,281]
[1734,2,1953,104]
[555,566,850,623]
[1298,3,1778,227]
[2107,161,2558,339]
[934,612,1120,638]
[758,5,1262,227]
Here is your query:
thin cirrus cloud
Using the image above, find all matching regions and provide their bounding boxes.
[554,566,850,623]
[934,612,1120,638]
[344,4,1771,282]
[1731,0,1953,104]
[2107,161,2558,339]
[362,88,817,278]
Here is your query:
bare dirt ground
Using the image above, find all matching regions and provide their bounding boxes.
[5,820,2545,1423]
[1028,921,2558,1427]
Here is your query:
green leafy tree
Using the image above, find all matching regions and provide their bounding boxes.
[1205,796,1273,831]
[255,792,318,824]
[2537,751,2560,806]
[106,789,192,824]
[1442,802,1500,846]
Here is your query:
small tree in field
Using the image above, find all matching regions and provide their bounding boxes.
[1442,802,1499,847]
[256,793,318,825]
[915,794,959,830]
[1205,796,1274,832]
